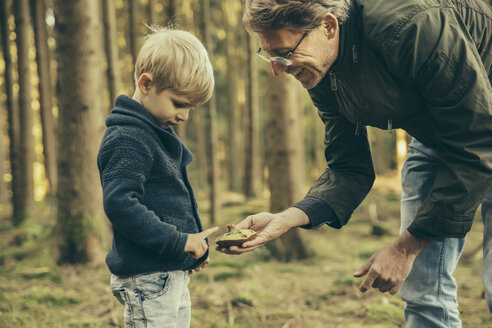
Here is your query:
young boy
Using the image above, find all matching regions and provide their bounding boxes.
[97,26,218,328]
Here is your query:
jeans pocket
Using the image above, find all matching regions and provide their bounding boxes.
[135,272,170,300]
[112,288,125,305]
[110,287,136,328]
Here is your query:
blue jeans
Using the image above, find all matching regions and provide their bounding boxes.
[110,270,191,328]
[483,187,492,313]
[399,138,492,327]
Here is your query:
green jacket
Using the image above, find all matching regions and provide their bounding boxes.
[307,0,492,238]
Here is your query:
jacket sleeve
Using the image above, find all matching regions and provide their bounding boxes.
[98,133,188,255]
[306,89,375,228]
[383,8,492,238]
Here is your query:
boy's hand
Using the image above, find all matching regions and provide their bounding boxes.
[189,257,210,275]
[184,227,219,259]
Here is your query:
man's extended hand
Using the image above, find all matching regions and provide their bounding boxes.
[353,230,430,294]
[184,227,219,259]
[216,207,309,255]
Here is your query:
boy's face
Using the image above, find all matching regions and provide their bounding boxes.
[143,87,193,129]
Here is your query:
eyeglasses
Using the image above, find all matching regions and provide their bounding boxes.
[256,32,309,67]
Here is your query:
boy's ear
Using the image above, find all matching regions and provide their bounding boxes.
[137,73,153,94]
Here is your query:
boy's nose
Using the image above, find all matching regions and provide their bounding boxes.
[271,62,288,76]
[177,109,189,122]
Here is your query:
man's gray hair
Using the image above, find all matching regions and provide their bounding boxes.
[243,0,351,33]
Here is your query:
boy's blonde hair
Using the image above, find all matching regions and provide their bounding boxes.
[134,25,214,105]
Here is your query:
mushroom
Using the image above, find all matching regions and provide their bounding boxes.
[215,224,257,247]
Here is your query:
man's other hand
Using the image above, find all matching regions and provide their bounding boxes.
[353,230,430,294]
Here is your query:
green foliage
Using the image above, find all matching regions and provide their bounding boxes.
[370,222,392,237]
[231,295,255,308]
[24,287,81,307]
[333,277,358,287]
[208,259,249,269]
[385,192,400,202]
[18,266,61,282]
[213,270,247,281]
[365,300,405,325]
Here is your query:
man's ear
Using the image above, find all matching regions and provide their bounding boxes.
[322,14,338,39]
[137,73,153,94]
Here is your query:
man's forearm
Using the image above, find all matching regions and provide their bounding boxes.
[395,229,431,256]
[292,196,338,229]
[278,207,310,230]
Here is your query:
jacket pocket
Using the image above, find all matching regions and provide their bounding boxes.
[134,272,170,300]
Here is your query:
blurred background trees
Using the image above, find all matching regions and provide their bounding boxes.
[0,0,407,264]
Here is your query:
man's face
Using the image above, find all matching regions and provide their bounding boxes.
[256,19,339,89]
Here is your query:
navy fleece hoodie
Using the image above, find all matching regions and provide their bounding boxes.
[97,95,207,276]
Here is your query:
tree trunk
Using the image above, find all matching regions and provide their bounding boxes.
[266,74,309,261]
[224,0,242,192]
[167,0,176,24]
[181,0,195,31]
[396,129,408,175]
[190,109,207,191]
[13,0,34,225]
[128,0,137,67]
[54,0,106,264]
[199,0,219,224]
[244,31,260,198]
[0,116,5,201]
[102,0,121,104]
[30,0,57,198]
[165,0,186,140]
[0,0,14,203]
[306,106,325,181]
[147,0,155,25]
[368,128,395,174]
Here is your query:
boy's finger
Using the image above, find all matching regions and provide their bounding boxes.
[199,226,219,238]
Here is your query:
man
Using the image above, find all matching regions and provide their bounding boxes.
[218,0,492,326]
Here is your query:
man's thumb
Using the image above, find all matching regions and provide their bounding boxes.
[353,259,372,277]
[235,217,253,230]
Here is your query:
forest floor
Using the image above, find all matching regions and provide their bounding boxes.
[0,174,490,328]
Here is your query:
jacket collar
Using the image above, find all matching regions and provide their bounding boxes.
[329,0,361,72]
[109,95,193,165]
[112,95,168,131]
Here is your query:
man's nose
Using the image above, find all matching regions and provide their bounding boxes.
[271,62,288,76]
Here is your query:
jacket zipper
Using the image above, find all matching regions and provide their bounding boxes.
[329,72,337,91]
[355,122,365,136]
[352,45,358,64]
